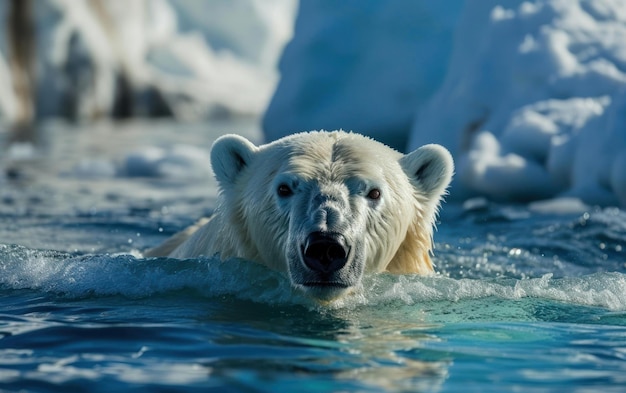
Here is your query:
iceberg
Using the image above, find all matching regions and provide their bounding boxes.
[0,0,297,125]
[266,0,626,207]
[263,0,464,150]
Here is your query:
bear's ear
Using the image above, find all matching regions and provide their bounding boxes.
[399,144,454,199]
[210,134,258,186]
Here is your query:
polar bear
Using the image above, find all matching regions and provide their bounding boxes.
[145,131,453,301]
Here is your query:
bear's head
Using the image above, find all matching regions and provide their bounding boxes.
[210,131,453,301]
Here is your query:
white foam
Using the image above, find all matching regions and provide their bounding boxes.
[358,273,626,311]
[1,245,624,312]
[0,245,302,303]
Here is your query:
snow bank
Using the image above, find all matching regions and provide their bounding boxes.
[263,0,464,150]
[266,0,626,207]
[409,0,626,206]
[0,0,297,124]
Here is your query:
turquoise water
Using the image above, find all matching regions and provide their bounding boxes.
[1,120,626,392]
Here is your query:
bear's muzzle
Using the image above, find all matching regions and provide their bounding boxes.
[301,232,350,274]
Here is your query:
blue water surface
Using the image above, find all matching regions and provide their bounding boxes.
[1,120,625,392]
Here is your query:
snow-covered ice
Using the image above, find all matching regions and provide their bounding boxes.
[409,0,626,207]
[121,144,213,179]
[61,144,213,180]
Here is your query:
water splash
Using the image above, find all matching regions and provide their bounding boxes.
[1,244,624,313]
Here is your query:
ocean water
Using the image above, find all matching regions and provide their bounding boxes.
[1,120,626,392]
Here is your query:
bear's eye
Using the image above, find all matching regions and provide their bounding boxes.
[277,184,293,197]
[366,188,381,200]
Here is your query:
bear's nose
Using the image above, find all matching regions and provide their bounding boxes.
[302,232,350,273]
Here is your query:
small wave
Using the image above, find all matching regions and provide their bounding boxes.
[0,244,299,303]
[0,244,624,312]
[353,272,626,311]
